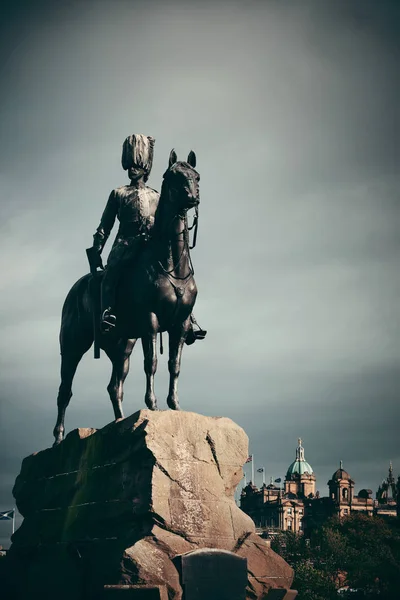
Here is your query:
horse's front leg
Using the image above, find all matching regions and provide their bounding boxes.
[141,312,159,410]
[167,317,191,410]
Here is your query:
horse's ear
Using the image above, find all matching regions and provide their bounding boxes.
[169,149,177,168]
[187,150,196,168]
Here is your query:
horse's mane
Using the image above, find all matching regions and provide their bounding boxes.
[152,177,170,240]
[152,161,196,240]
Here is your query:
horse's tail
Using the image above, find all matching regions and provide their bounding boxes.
[59,273,95,356]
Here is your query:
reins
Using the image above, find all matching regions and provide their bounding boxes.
[188,205,199,250]
[158,211,196,357]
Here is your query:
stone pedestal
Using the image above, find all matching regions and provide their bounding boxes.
[6,410,293,599]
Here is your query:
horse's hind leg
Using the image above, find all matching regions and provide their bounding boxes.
[167,317,191,410]
[53,351,82,446]
[104,339,136,420]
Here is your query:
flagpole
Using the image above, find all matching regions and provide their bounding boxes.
[262,468,265,486]
[251,454,255,485]
[12,507,15,535]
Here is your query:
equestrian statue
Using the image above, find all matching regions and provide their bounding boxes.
[53,134,206,445]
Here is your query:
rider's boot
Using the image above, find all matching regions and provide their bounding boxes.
[185,313,207,345]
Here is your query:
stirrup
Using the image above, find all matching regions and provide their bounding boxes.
[185,327,207,345]
[100,308,116,333]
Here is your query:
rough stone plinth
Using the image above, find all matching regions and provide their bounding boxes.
[6,410,293,599]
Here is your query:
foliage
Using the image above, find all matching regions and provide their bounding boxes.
[271,530,338,600]
[271,514,400,600]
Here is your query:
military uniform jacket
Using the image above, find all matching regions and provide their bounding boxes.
[94,185,160,265]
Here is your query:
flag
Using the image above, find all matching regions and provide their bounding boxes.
[245,456,252,463]
[257,468,264,473]
[0,510,14,520]
[275,478,282,483]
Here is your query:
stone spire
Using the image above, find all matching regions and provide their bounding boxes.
[377,461,397,502]
[388,461,395,484]
[296,438,305,461]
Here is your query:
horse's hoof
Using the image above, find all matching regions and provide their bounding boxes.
[145,398,158,411]
[167,397,181,411]
[53,429,64,447]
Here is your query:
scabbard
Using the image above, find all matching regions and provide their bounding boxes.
[86,248,101,358]
[86,247,99,275]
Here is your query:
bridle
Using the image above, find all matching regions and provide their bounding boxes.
[157,167,200,281]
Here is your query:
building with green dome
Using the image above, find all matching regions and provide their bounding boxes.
[284,438,316,499]
[239,439,393,537]
[241,438,316,535]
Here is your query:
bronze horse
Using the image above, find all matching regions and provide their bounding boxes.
[53,150,200,445]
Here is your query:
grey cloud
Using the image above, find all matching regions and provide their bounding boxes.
[1,0,399,548]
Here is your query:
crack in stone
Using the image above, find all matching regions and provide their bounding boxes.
[204,487,218,498]
[229,503,236,537]
[205,431,221,477]
[154,460,192,494]
[150,511,195,544]
[191,455,210,464]
[232,531,252,552]
[246,580,258,600]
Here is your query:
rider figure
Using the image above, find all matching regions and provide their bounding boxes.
[91,133,206,344]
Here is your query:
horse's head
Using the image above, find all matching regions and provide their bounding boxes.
[162,149,200,213]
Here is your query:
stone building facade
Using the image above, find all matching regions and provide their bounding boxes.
[240,439,397,538]
[240,439,314,535]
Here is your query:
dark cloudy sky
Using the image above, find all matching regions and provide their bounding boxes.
[1,0,399,547]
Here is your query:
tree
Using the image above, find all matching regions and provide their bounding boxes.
[326,513,400,598]
[271,514,400,600]
[271,531,338,600]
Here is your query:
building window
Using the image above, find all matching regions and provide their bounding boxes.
[344,509,349,514]
[299,520,303,531]
[287,508,292,515]
[287,520,292,530]
[299,509,303,515]
[342,488,348,500]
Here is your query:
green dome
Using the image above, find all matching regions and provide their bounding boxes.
[286,438,314,477]
[287,459,314,476]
